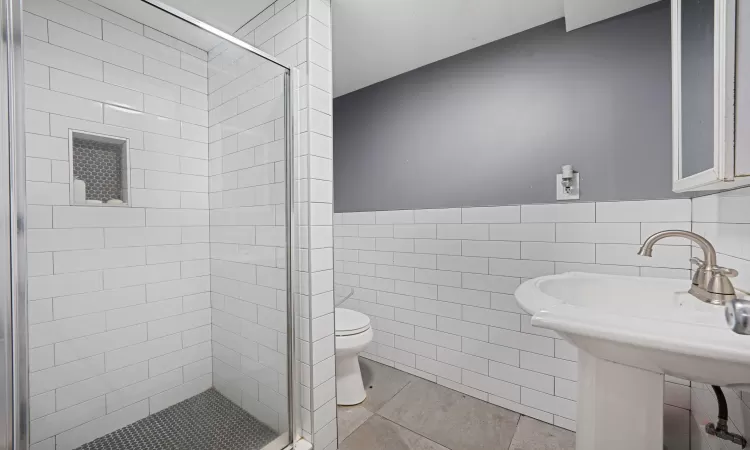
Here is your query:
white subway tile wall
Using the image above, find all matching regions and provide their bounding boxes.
[334,199,694,444]
[690,186,750,450]
[301,0,337,446]
[24,0,214,448]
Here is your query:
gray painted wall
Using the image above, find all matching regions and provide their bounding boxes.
[333,2,679,213]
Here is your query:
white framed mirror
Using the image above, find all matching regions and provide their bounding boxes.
[672,0,750,192]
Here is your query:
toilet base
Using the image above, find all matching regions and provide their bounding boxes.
[336,354,367,406]
[335,327,373,406]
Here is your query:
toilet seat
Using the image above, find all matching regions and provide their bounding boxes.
[335,308,371,336]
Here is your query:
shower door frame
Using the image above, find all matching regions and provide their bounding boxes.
[2,0,29,447]
[1,0,305,447]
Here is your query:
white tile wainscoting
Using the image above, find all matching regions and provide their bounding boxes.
[334,192,750,450]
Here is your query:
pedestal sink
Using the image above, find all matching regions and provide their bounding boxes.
[514,272,750,450]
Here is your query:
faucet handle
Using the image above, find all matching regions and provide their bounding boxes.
[717,267,739,278]
[690,257,705,267]
[691,257,738,277]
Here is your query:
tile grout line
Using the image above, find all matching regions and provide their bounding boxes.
[376,414,453,450]
[371,378,416,416]
[505,414,523,450]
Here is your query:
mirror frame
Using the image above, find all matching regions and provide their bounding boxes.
[671,0,750,192]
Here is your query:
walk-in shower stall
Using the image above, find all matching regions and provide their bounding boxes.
[0,0,312,448]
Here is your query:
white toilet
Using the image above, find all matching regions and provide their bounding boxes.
[334,308,373,406]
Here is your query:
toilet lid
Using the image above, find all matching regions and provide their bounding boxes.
[335,308,371,336]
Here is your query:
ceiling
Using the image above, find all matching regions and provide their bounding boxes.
[332,0,565,98]
[95,0,661,91]
[332,0,661,98]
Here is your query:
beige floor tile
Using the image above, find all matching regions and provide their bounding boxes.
[340,415,449,450]
[509,416,576,450]
[337,405,373,441]
[378,379,520,450]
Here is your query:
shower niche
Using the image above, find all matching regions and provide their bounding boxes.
[68,130,131,206]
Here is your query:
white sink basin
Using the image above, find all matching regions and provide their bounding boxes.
[515,271,750,387]
[514,272,750,450]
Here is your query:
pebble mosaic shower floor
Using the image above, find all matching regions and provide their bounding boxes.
[74,389,279,450]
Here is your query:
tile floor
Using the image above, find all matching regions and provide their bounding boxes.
[337,358,575,450]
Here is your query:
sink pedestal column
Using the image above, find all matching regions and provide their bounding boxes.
[576,351,663,450]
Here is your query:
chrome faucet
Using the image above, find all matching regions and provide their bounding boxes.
[637,230,738,305]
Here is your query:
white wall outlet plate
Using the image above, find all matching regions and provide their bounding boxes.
[556,173,580,200]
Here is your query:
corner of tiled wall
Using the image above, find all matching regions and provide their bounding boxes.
[300,1,336,447]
